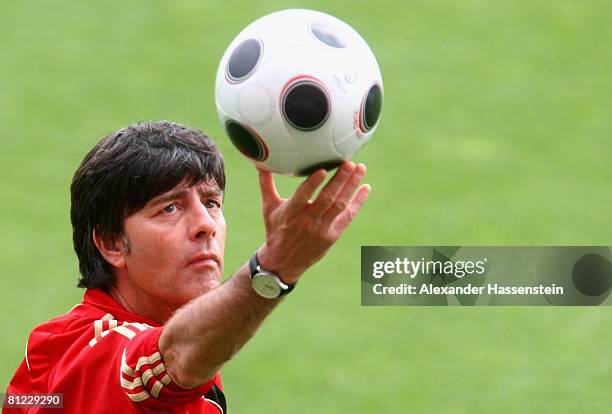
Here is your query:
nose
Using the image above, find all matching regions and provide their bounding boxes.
[189,201,217,241]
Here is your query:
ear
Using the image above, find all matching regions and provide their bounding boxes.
[92,228,128,269]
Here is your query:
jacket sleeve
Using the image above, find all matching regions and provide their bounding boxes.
[119,325,219,412]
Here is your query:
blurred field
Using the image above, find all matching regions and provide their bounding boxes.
[2,1,612,412]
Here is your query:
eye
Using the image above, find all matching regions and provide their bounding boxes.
[204,199,222,210]
[163,204,176,213]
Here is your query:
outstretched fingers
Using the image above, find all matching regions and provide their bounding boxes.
[319,163,366,223]
[309,161,356,218]
[332,184,371,232]
[284,168,328,215]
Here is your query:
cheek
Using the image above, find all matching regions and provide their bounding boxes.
[215,217,227,272]
[216,217,227,247]
[127,231,176,272]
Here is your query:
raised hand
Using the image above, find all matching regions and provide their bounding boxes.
[256,161,370,284]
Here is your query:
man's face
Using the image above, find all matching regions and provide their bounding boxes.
[119,179,226,313]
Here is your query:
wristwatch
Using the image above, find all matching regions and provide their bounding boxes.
[249,252,295,299]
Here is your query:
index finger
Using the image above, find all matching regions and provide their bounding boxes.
[285,168,328,214]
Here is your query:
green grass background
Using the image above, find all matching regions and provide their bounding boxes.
[2,1,612,412]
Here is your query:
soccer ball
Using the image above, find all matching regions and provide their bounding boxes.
[215,9,383,175]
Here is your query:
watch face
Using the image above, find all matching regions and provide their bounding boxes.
[252,273,282,299]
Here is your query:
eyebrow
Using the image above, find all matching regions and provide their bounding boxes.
[148,186,224,208]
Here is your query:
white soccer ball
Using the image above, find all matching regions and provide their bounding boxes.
[215,9,383,175]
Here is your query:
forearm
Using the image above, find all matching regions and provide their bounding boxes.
[159,259,280,389]
[159,162,369,389]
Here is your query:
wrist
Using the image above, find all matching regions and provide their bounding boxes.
[257,244,304,284]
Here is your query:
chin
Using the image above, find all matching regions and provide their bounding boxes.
[169,270,221,305]
[200,278,221,293]
[172,284,217,309]
[193,271,221,293]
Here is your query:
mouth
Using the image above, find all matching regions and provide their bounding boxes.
[187,252,221,268]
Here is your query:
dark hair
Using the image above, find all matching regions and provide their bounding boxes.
[71,121,225,291]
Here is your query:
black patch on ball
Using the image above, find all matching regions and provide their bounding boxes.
[227,38,262,81]
[283,81,330,131]
[225,120,265,161]
[311,22,348,48]
[363,84,383,131]
[572,253,612,297]
[297,159,343,176]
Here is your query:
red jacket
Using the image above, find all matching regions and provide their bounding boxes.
[4,289,226,413]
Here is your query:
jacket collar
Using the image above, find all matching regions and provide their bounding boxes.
[83,289,161,327]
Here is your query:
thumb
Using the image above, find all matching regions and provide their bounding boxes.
[257,167,282,207]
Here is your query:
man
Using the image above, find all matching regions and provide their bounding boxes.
[4,121,369,413]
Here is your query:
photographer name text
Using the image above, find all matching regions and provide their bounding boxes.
[370,257,563,296]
